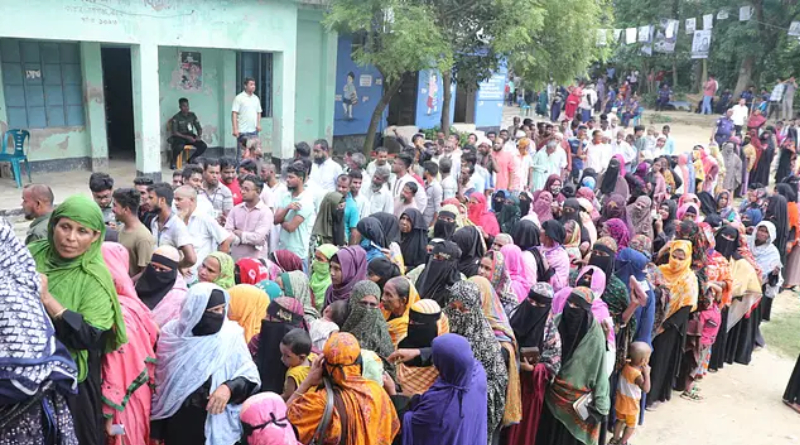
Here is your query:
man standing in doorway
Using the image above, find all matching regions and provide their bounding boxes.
[169,98,207,169]
[702,74,718,115]
[232,77,262,159]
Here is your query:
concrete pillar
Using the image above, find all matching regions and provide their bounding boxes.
[272,51,296,160]
[0,61,8,135]
[79,42,108,172]
[321,30,338,143]
[131,43,162,181]
[219,51,237,155]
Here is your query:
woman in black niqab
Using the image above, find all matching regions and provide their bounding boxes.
[452,226,485,278]
[400,208,429,270]
[416,240,462,305]
[765,194,789,265]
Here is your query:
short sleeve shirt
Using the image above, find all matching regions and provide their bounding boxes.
[172,112,201,136]
[277,190,315,259]
[150,213,192,249]
[187,213,231,277]
[616,364,643,416]
[118,223,155,276]
[232,92,262,134]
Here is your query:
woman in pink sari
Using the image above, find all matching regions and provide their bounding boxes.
[500,244,534,302]
[101,243,159,445]
[468,192,500,236]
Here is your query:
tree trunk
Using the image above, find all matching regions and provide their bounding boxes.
[733,56,754,97]
[362,76,404,155]
[672,59,677,90]
[440,70,453,136]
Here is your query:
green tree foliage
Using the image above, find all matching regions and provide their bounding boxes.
[324,0,453,152]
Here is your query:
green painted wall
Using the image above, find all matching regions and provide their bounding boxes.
[295,9,338,145]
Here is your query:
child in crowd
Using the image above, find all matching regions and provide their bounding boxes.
[279,328,315,401]
[611,342,651,445]
[682,295,721,400]
[308,300,347,352]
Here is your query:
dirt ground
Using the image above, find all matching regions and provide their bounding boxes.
[635,292,800,445]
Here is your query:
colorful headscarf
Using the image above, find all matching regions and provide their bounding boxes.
[500,244,533,303]
[309,244,338,310]
[470,276,515,342]
[603,218,630,249]
[227,284,271,342]
[236,258,270,285]
[271,250,304,273]
[658,240,699,319]
[206,251,235,289]
[468,192,500,236]
[340,281,394,360]
[325,246,368,307]
[240,392,302,445]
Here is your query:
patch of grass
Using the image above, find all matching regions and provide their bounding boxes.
[647,113,673,124]
[762,305,800,359]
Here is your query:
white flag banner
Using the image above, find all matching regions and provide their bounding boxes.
[691,30,712,59]
[626,27,637,44]
[686,18,696,34]
[740,5,753,21]
[655,19,678,53]
[638,26,650,42]
[703,14,714,30]
[717,9,729,20]
[613,29,623,42]
[789,21,800,36]
[665,19,678,38]
[597,29,607,46]
[641,44,653,56]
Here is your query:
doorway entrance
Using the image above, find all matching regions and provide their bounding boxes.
[454,83,476,124]
[101,47,135,160]
[387,72,418,127]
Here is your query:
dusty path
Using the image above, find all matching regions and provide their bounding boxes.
[635,293,800,445]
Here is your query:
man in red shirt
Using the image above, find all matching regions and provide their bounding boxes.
[220,157,242,205]
[491,137,516,190]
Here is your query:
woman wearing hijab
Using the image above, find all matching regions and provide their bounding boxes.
[716,190,739,224]
[433,209,458,241]
[309,244,338,311]
[468,192,500,236]
[535,288,610,445]
[150,283,260,445]
[235,258,270,286]
[533,175,567,204]
[250,296,307,394]
[721,142,743,193]
[540,219,571,292]
[513,219,548,282]
[506,283,562,445]
[416,240,463,305]
[647,240,698,409]
[597,156,630,201]
[29,195,127,445]
[325,246,369,306]
[0,219,79,445]
[286,332,400,445]
[776,136,796,186]
[100,243,159,445]
[198,251,236,289]
[380,276,422,346]
[239,392,302,445]
[598,193,632,233]
[368,256,401,292]
[270,250,304,275]
[479,250,519,314]
[356,216,388,262]
[777,182,800,289]
[471,276,523,427]
[312,191,345,246]
[697,191,718,219]
[227,284,271,342]
[402,334,489,445]
[626,196,654,240]
[277,271,319,323]
[601,217,630,250]
[453,226,486,278]
[532,190,555,223]
[501,244,535,303]
[498,194,523,235]
[765,194,790,266]
[400,208,430,271]
[341,281,396,363]
[372,211,402,246]
[395,299,449,396]
[677,154,692,194]
[519,191,533,218]
[443,281,509,442]
[135,245,189,328]
[561,198,590,244]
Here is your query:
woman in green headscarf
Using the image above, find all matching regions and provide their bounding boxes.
[278,270,320,324]
[29,194,127,445]
[309,244,338,310]
[197,251,235,289]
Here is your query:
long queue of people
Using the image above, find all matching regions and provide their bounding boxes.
[3,118,800,445]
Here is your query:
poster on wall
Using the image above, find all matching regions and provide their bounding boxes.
[691,30,711,59]
[789,21,800,36]
[654,19,678,53]
[685,18,696,34]
[179,51,202,91]
[625,27,637,44]
[703,14,714,30]
[421,71,440,116]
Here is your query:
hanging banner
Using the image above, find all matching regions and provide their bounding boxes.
[686,18,696,34]
[626,27,637,44]
[740,6,753,21]
[717,9,729,20]
[789,21,800,36]
[703,14,714,30]
[641,45,653,56]
[638,25,652,43]
[596,29,607,46]
[613,29,623,42]
[654,19,678,53]
[691,30,711,59]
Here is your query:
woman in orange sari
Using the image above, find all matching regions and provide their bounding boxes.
[380,276,421,346]
[286,332,399,445]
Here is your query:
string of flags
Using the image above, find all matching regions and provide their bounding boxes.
[597,5,800,60]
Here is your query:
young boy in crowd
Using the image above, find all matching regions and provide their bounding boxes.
[611,342,651,445]
[279,328,316,401]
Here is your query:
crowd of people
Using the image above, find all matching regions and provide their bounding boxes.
[5,98,800,445]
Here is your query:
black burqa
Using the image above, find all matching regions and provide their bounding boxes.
[400,208,429,270]
[452,226,485,278]
[765,194,789,266]
[784,354,800,405]
[750,134,775,186]
[709,226,740,371]
[254,300,306,394]
[599,158,622,196]
[372,212,402,245]
[775,129,797,185]
[416,240,462,305]
[357,216,388,248]
[368,256,401,290]
[433,211,457,241]
[513,220,549,280]
[697,192,718,218]
[135,253,179,309]
[509,288,553,349]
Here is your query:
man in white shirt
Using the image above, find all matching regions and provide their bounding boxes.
[439,157,458,201]
[392,152,427,212]
[309,139,343,191]
[612,129,636,166]
[231,77,262,153]
[177,164,215,218]
[173,185,233,282]
[147,182,196,270]
[580,84,598,123]
[362,166,394,216]
[730,98,749,136]
[584,129,612,173]
[366,147,396,189]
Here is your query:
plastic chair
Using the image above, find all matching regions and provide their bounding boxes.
[175,145,194,169]
[0,130,32,188]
